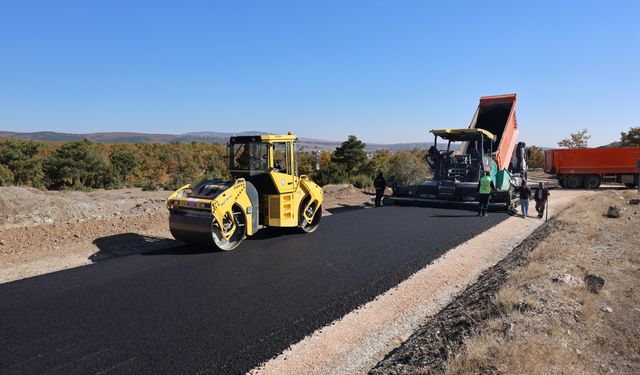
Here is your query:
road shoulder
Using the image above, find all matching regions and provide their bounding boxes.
[250,190,591,375]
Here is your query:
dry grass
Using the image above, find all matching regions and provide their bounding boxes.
[445,189,640,375]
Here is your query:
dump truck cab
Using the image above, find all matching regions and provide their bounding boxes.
[167,133,323,251]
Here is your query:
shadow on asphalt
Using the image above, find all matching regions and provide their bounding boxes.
[142,243,211,256]
[326,203,372,215]
[90,226,316,260]
[246,226,304,240]
[430,213,482,218]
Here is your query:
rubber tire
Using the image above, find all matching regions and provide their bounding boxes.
[626,183,638,189]
[583,174,601,189]
[564,175,583,189]
[299,200,322,233]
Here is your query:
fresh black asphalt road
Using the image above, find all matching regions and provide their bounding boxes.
[0,206,508,374]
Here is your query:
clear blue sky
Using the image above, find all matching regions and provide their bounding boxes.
[1,0,638,147]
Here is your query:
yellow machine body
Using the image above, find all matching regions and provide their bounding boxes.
[167,134,324,250]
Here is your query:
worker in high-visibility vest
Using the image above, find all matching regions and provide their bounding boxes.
[477,171,496,216]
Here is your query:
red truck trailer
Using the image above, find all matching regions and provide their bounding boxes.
[544,147,640,188]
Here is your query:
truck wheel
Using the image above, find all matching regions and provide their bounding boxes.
[583,175,601,189]
[564,175,583,189]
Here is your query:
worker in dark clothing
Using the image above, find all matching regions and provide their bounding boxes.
[534,182,550,218]
[477,171,496,216]
[373,172,386,207]
[519,180,532,218]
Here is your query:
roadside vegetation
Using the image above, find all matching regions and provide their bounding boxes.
[525,146,545,169]
[0,135,430,191]
[444,190,640,374]
[2,126,636,191]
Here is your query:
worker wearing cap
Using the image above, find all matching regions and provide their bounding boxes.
[534,182,550,218]
[477,171,495,216]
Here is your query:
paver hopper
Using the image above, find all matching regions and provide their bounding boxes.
[393,94,526,209]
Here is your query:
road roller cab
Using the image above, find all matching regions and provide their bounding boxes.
[167,133,324,250]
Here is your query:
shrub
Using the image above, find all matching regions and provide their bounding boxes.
[526,146,545,169]
[141,181,161,191]
[43,140,109,189]
[0,164,14,186]
[0,139,44,186]
[110,147,141,185]
[388,149,431,186]
[315,163,348,186]
[164,173,194,191]
[348,174,373,189]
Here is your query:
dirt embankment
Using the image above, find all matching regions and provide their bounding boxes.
[370,190,640,374]
[0,184,374,283]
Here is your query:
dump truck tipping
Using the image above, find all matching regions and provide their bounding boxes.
[465,94,520,171]
[393,93,526,209]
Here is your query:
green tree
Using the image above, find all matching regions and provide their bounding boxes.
[526,146,545,169]
[43,140,109,189]
[204,158,225,179]
[368,149,392,176]
[620,126,640,147]
[387,149,430,186]
[0,139,44,186]
[331,135,368,174]
[297,151,320,176]
[0,164,14,186]
[315,163,348,186]
[110,147,141,185]
[558,129,590,148]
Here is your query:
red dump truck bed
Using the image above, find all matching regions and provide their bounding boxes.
[466,93,518,170]
[544,147,640,188]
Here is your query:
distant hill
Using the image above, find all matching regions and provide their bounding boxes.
[0,130,435,152]
[601,141,623,148]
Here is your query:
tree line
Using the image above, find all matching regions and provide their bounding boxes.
[0,135,430,190]
[0,139,228,190]
[2,126,636,190]
[305,135,431,188]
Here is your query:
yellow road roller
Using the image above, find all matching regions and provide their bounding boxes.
[167,133,324,250]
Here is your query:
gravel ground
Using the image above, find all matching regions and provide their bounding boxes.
[441,189,640,374]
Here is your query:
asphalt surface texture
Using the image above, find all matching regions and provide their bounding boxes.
[0,205,508,374]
